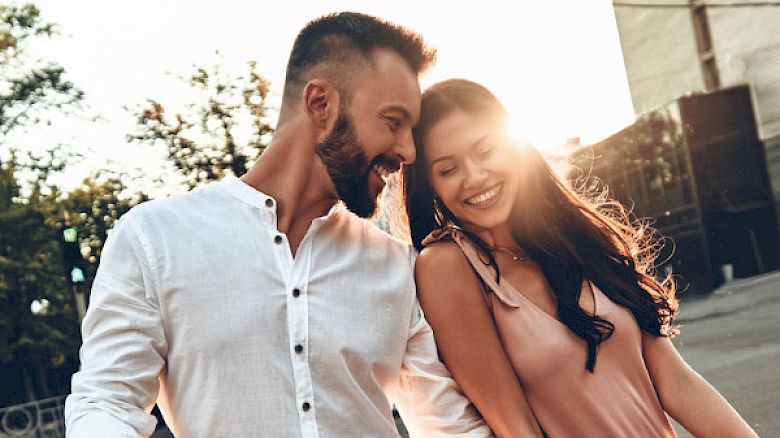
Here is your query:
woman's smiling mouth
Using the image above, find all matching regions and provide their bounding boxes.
[464,183,503,207]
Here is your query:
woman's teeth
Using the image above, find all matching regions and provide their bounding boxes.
[465,184,501,206]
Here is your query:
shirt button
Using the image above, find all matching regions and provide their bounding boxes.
[302,402,311,412]
[274,235,283,244]
[265,198,273,207]
[294,344,303,353]
[292,288,300,298]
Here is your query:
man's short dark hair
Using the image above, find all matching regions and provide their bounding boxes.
[282,12,436,106]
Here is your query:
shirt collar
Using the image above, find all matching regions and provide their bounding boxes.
[219,175,344,222]
[220,175,274,209]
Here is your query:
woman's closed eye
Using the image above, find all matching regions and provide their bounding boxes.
[476,144,495,159]
[437,164,459,177]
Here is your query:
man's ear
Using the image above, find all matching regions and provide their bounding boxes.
[303,79,339,134]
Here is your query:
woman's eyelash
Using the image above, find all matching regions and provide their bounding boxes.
[439,165,458,176]
[478,145,494,156]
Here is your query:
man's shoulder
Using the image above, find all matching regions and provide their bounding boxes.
[120,181,230,229]
[329,211,417,270]
[347,214,414,256]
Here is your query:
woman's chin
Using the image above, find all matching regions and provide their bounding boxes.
[460,213,509,233]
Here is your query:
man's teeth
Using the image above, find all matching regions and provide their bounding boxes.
[465,184,501,206]
[373,164,393,181]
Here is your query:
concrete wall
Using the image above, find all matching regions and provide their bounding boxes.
[613,1,780,224]
[613,1,704,115]
[707,4,780,222]
[707,4,780,142]
[614,1,780,141]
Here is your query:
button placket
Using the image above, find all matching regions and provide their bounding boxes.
[283,216,324,437]
[289,283,316,433]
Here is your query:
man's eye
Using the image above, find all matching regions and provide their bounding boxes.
[385,117,401,131]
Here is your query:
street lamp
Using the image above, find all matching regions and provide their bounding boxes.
[60,210,87,320]
[30,298,50,316]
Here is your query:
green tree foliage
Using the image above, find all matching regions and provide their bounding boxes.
[0,156,146,407]
[0,3,112,407]
[0,158,80,405]
[0,3,83,139]
[58,172,148,281]
[128,58,274,190]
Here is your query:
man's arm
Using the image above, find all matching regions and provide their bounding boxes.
[65,213,167,438]
[389,297,494,437]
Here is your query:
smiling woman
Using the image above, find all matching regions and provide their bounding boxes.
[402,78,758,438]
[422,110,518,232]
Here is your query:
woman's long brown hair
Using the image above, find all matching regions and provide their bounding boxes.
[403,79,678,372]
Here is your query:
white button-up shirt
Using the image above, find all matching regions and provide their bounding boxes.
[65,176,490,437]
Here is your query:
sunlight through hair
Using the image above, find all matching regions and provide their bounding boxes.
[503,112,556,157]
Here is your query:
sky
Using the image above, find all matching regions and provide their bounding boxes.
[21,0,636,193]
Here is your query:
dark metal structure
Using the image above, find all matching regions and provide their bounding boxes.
[571,85,780,293]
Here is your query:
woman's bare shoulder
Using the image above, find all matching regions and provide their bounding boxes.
[415,241,484,298]
[416,240,471,273]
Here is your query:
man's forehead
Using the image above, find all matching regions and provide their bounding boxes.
[351,51,421,119]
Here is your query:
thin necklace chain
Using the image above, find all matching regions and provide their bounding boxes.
[491,245,528,262]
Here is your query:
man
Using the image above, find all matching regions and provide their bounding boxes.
[65,12,491,437]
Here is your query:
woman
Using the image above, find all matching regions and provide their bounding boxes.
[403,79,757,438]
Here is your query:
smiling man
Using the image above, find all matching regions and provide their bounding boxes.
[65,12,491,438]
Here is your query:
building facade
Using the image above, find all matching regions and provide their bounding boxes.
[613,0,780,219]
[571,86,780,293]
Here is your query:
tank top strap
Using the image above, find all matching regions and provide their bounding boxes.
[422,225,523,308]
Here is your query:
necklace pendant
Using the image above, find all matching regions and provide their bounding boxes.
[491,245,527,262]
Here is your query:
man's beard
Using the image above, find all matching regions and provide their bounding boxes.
[315,110,392,218]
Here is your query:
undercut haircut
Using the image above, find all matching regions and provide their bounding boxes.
[281,12,436,109]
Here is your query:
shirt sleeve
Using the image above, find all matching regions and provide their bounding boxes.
[389,252,494,437]
[65,212,167,438]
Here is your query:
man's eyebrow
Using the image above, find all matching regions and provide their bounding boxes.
[379,104,413,121]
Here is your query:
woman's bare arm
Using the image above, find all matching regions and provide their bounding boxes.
[416,243,543,438]
[642,333,758,437]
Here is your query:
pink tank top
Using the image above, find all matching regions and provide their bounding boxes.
[423,226,676,438]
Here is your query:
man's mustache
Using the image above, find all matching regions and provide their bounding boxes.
[370,154,401,173]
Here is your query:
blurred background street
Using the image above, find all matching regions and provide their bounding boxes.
[671,272,780,437]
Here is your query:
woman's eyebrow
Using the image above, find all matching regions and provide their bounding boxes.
[429,134,491,166]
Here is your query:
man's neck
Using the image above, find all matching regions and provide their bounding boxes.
[240,121,337,255]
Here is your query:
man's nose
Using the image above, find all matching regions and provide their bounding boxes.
[395,128,416,165]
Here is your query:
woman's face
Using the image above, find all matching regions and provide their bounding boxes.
[424,110,520,232]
